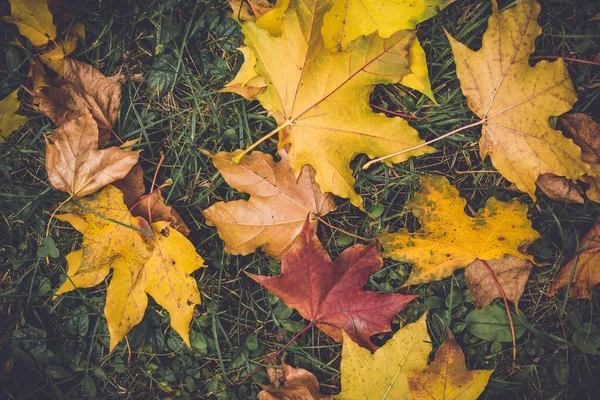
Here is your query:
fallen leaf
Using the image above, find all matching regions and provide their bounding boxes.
[55,185,205,350]
[536,173,584,204]
[234,0,434,209]
[220,46,267,100]
[447,0,588,200]
[379,176,540,285]
[465,256,533,310]
[0,88,32,142]
[249,219,416,350]
[465,304,527,343]
[321,0,454,52]
[406,334,493,400]
[2,0,57,46]
[258,361,332,400]
[45,111,139,197]
[401,38,437,103]
[113,164,191,236]
[203,148,336,259]
[538,114,600,203]
[26,60,51,91]
[548,221,600,300]
[337,312,431,399]
[35,58,122,145]
[39,21,85,73]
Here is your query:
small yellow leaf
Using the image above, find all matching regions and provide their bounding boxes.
[406,335,493,400]
[400,38,437,103]
[256,0,290,35]
[0,88,32,142]
[3,0,57,46]
[55,186,205,350]
[447,0,588,200]
[321,0,454,52]
[337,312,431,399]
[221,46,267,100]
[379,176,540,285]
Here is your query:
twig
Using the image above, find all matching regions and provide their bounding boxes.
[370,104,423,120]
[316,216,368,241]
[531,55,600,66]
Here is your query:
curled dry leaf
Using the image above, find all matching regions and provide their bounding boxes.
[203,149,335,260]
[233,0,434,209]
[337,313,431,399]
[406,334,493,400]
[258,361,332,400]
[34,58,122,145]
[548,221,600,300]
[54,185,205,350]
[113,164,191,236]
[465,256,533,310]
[0,88,32,142]
[537,114,600,203]
[249,219,416,350]
[45,111,139,197]
[447,0,588,200]
[321,0,454,52]
[379,176,540,285]
[2,0,57,46]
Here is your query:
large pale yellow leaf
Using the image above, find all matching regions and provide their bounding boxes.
[447,0,588,200]
[406,335,493,400]
[203,149,336,259]
[3,0,56,46]
[55,186,205,350]
[379,176,540,285]
[0,89,32,142]
[237,0,434,208]
[337,312,431,399]
[321,0,454,52]
[45,111,139,197]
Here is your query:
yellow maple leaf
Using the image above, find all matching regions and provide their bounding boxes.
[337,312,431,399]
[233,0,434,209]
[0,88,32,142]
[54,185,205,350]
[379,176,540,285]
[406,335,493,400]
[321,0,454,52]
[2,0,57,46]
[447,0,589,200]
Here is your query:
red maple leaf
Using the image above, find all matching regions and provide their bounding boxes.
[248,218,417,350]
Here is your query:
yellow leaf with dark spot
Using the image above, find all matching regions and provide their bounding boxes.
[234,0,434,209]
[54,186,205,350]
[337,312,431,399]
[379,176,540,285]
[447,0,588,200]
[0,88,32,142]
[3,0,56,46]
[321,0,454,52]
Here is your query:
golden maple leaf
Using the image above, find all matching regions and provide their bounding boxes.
[379,176,540,285]
[45,111,139,197]
[0,88,32,142]
[337,313,432,399]
[232,0,434,209]
[203,148,336,260]
[406,334,493,400]
[447,0,589,200]
[321,0,454,52]
[55,185,205,350]
[2,0,56,47]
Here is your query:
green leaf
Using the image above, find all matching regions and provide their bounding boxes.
[465,304,527,343]
[553,357,569,385]
[11,325,47,354]
[66,306,89,337]
[37,237,59,258]
[147,54,178,97]
[246,333,258,351]
[573,323,600,355]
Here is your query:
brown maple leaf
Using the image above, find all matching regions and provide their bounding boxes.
[113,164,190,236]
[248,219,416,350]
[203,148,336,260]
[465,256,533,310]
[258,361,332,400]
[34,58,121,145]
[45,111,139,197]
[548,221,600,300]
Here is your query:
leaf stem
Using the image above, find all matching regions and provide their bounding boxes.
[531,55,600,66]
[478,258,517,362]
[362,119,485,170]
[370,104,423,120]
[232,119,293,164]
[241,320,315,384]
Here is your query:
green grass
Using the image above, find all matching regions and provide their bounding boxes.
[1,0,599,398]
